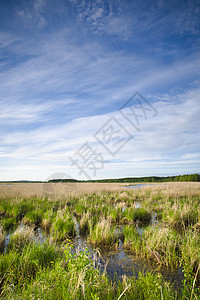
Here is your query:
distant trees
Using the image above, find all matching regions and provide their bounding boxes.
[48,174,200,183]
[174,173,200,182]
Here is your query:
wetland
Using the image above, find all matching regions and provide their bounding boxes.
[0,182,200,299]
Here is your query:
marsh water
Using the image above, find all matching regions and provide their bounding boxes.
[72,216,184,290]
[125,183,161,189]
[3,219,184,290]
[73,235,184,287]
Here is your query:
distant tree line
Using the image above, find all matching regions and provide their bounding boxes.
[48,179,78,183]
[1,174,199,184]
[47,173,200,183]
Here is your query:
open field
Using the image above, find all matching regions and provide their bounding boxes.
[0,182,200,299]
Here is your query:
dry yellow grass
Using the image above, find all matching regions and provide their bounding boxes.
[0,182,127,198]
[0,181,199,200]
[134,182,200,199]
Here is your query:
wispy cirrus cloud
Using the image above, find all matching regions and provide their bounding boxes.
[16,0,47,28]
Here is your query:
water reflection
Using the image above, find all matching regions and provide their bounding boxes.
[126,183,160,189]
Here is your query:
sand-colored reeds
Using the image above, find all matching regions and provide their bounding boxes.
[8,225,35,251]
[89,218,119,246]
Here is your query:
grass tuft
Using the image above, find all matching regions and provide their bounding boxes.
[0,225,5,253]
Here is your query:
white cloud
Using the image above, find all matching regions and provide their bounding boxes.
[181,153,200,160]
[0,87,200,180]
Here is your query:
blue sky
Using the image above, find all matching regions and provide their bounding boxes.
[0,0,200,181]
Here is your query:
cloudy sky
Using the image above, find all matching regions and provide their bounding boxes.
[0,0,200,181]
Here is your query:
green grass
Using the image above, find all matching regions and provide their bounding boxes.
[52,214,75,241]
[123,225,142,254]
[1,217,16,231]
[22,209,43,226]
[124,207,151,224]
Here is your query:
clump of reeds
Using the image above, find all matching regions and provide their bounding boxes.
[124,207,151,224]
[162,201,199,231]
[41,210,56,233]
[9,225,35,251]
[89,218,119,246]
[79,211,91,235]
[51,212,75,241]
[1,217,16,231]
[22,209,43,226]
[142,226,180,268]
[0,225,5,252]
[123,225,142,255]
[181,228,200,276]
[109,207,122,222]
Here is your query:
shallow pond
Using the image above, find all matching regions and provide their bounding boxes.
[73,236,184,290]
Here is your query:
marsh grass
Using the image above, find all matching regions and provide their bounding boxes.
[0,244,180,300]
[124,207,151,224]
[161,201,199,231]
[123,225,142,255]
[1,217,16,231]
[90,218,119,246]
[8,225,35,251]
[0,241,61,296]
[52,213,75,241]
[79,211,91,235]
[0,225,5,253]
[181,228,200,277]
[41,209,56,233]
[22,209,43,226]
[142,227,180,268]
